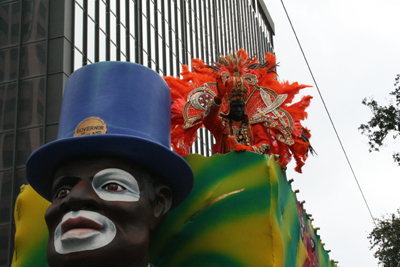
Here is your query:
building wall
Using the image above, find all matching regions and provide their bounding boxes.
[0,0,274,266]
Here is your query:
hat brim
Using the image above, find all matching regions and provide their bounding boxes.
[26,135,193,209]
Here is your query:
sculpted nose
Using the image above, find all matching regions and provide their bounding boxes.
[59,180,100,212]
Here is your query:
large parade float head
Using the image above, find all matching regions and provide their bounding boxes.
[13,62,193,267]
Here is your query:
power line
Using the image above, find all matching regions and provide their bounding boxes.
[279,0,377,227]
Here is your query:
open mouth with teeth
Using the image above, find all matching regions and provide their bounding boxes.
[60,216,103,241]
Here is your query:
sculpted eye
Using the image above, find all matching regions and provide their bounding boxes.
[102,183,126,192]
[56,188,70,199]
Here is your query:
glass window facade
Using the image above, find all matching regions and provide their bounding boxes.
[0,0,274,265]
[0,1,50,265]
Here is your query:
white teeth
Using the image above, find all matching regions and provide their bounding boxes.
[54,210,116,254]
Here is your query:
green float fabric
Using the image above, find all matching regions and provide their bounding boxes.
[150,152,336,267]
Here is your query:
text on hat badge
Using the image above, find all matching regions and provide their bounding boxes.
[74,117,107,137]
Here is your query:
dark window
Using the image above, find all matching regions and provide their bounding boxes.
[18,77,45,128]
[10,47,17,61]
[0,171,12,225]
[12,2,20,15]
[10,22,19,40]
[4,96,15,113]
[37,100,44,118]
[9,48,18,82]
[0,5,8,13]
[39,1,47,20]
[0,17,8,35]
[24,1,33,14]
[22,21,31,36]
[35,42,45,64]
[22,1,47,43]
[0,133,14,170]
[0,2,20,49]
[16,127,43,167]
[0,83,17,131]
[38,77,45,93]
[20,42,46,79]
[0,47,18,83]
[36,22,46,38]
[0,225,10,266]
[18,98,31,125]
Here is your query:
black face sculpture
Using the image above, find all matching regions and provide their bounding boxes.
[228,99,246,121]
[45,157,172,267]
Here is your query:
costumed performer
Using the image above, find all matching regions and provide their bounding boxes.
[166,49,314,173]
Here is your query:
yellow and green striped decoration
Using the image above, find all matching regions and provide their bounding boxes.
[150,152,337,267]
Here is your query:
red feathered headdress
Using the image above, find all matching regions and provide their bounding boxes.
[166,49,313,173]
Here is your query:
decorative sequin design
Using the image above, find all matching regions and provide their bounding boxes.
[232,124,251,146]
[249,87,294,145]
[183,83,217,129]
[252,143,271,154]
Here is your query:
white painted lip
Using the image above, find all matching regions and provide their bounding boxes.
[60,228,100,241]
[54,210,116,254]
[60,215,103,241]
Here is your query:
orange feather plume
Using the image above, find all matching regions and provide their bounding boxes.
[165,50,313,173]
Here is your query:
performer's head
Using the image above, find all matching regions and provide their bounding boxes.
[228,99,246,121]
[26,62,193,267]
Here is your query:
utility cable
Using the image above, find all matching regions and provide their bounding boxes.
[279,0,377,227]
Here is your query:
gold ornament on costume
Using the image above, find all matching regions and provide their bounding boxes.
[183,83,216,129]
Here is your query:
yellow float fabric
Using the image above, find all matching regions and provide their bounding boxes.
[11,185,50,267]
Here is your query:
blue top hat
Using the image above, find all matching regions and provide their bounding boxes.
[26,61,193,209]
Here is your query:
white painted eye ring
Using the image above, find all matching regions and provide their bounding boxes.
[92,168,140,202]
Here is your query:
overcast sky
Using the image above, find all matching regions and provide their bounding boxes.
[263,0,400,266]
